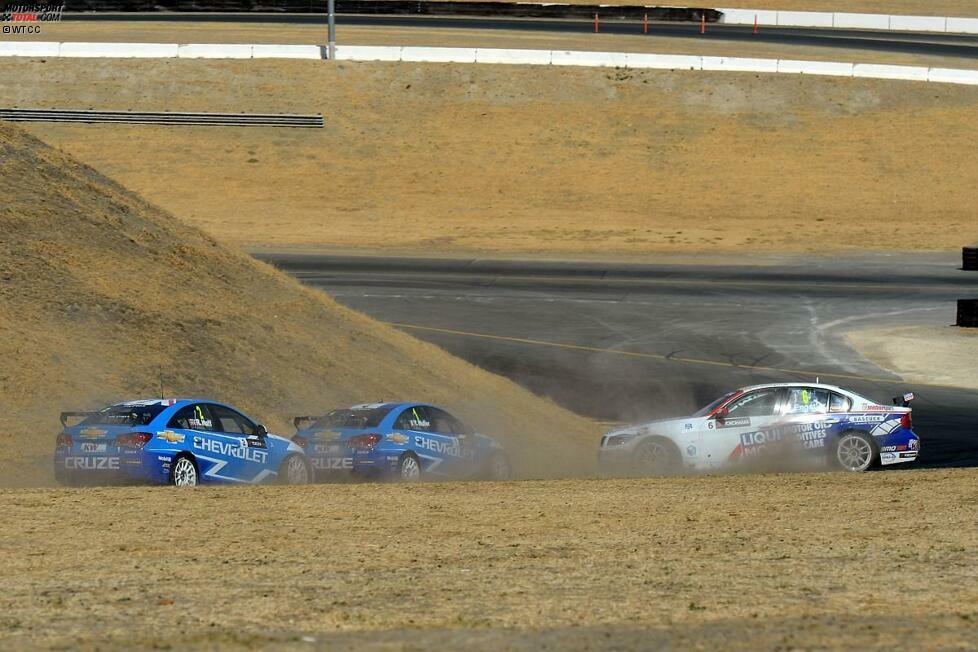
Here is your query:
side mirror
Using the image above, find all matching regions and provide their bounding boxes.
[256,424,268,437]
[714,407,729,423]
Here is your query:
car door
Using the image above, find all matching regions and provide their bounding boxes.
[397,405,461,477]
[167,403,226,483]
[780,387,842,460]
[702,388,786,468]
[207,403,272,483]
[429,407,480,477]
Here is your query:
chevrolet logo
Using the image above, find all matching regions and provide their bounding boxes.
[79,428,106,439]
[157,431,185,444]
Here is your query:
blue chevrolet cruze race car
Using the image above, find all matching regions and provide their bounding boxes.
[55,399,312,486]
[292,402,511,482]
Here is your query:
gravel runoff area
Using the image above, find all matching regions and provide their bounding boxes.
[2,470,976,650]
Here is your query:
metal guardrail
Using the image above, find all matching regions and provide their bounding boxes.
[0,108,324,127]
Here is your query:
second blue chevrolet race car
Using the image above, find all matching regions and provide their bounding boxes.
[599,383,920,474]
[292,402,511,482]
[55,399,312,486]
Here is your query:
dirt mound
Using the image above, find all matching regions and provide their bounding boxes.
[0,123,598,486]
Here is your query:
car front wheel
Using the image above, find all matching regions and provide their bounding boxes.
[485,452,512,481]
[633,437,680,476]
[835,432,876,472]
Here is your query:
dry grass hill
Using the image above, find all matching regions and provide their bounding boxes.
[0,123,598,487]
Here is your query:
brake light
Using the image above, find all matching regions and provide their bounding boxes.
[348,434,382,450]
[56,433,72,448]
[292,435,308,449]
[115,432,152,448]
[901,412,912,429]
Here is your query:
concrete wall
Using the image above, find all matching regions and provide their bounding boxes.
[718,7,978,34]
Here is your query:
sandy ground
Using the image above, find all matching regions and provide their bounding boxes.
[2,57,976,258]
[846,325,978,391]
[2,470,976,650]
[20,21,978,72]
[0,122,599,488]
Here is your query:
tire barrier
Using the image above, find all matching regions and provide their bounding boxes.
[62,0,722,22]
[956,299,978,328]
[964,247,978,271]
[0,108,324,127]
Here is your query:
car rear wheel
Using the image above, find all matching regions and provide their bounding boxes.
[486,452,512,481]
[171,455,199,487]
[280,454,312,485]
[835,432,876,472]
[397,453,422,482]
[633,437,680,476]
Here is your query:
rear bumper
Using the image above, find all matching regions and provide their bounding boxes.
[876,428,921,466]
[54,449,168,485]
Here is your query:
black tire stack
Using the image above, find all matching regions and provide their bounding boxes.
[956,300,978,328]
[964,247,978,271]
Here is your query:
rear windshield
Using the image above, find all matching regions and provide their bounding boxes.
[313,405,395,429]
[80,405,165,427]
[692,391,739,417]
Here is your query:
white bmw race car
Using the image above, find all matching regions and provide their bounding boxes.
[598,383,920,474]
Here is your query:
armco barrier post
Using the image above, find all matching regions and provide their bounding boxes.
[753,14,758,34]
[964,247,978,270]
[643,13,648,34]
[594,13,599,33]
[701,13,706,34]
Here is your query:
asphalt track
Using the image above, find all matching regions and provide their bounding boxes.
[65,12,978,59]
[257,252,978,470]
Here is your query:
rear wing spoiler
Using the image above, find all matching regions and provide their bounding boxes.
[892,392,916,408]
[293,416,321,430]
[60,411,95,428]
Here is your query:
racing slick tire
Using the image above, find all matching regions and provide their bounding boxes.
[484,451,512,481]
[397,453,422,483]
[833,431,877,472]
[632,437,681,476]
[279,454,313,485]
[170,454,199,487]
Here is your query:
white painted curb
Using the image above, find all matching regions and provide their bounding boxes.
[2,42,978,88]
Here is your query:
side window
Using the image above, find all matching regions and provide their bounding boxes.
[394,406,432,432]
[726,389,781,418]
[427,408,461,435]
[208,404,257,436]
[167,404,216,432]
[829,393,851,413]
[785,388,830,415]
